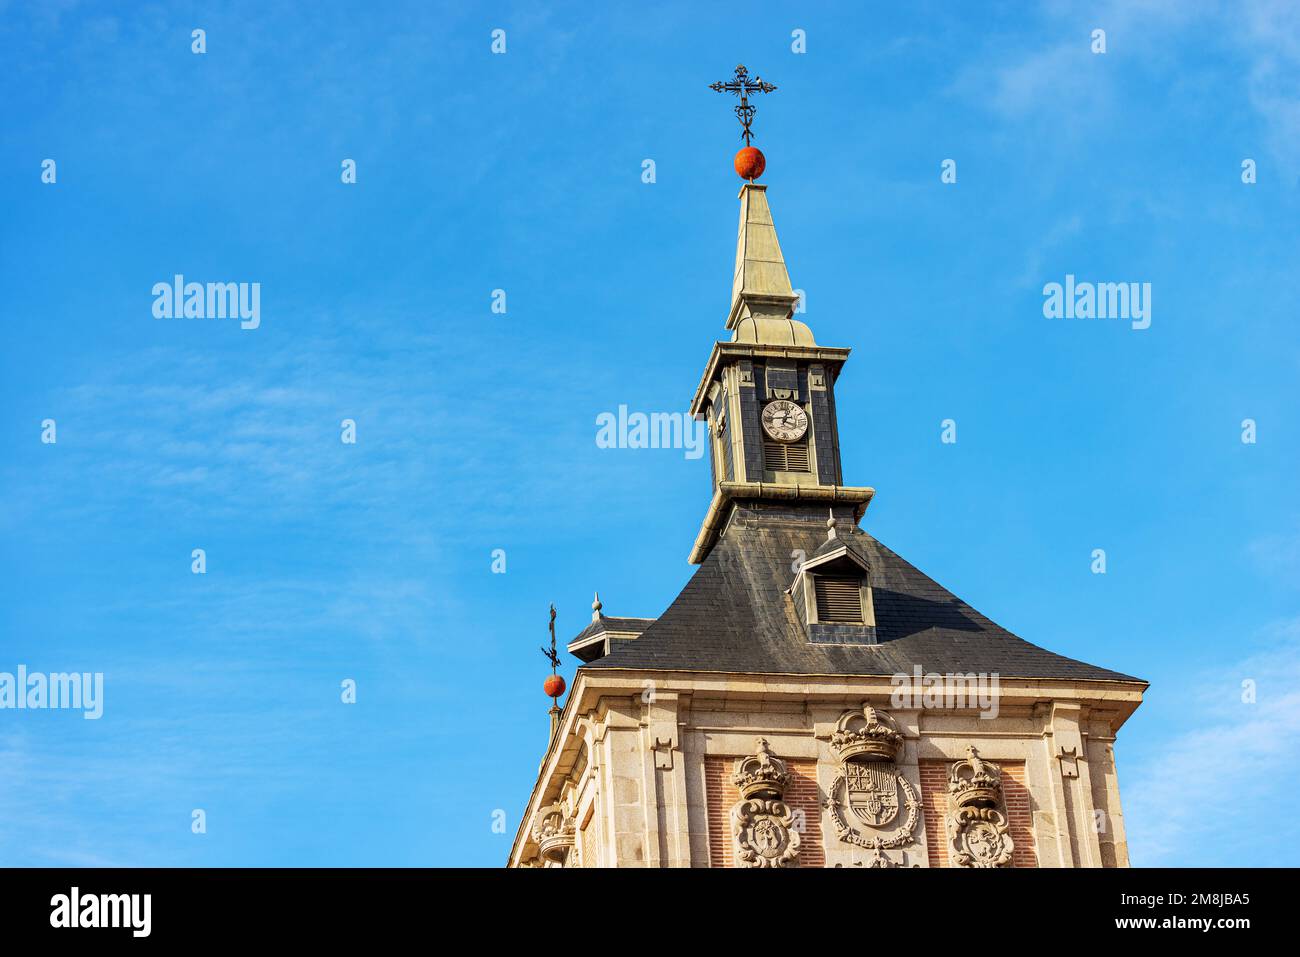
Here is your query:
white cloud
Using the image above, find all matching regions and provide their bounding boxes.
[1240,1,1300,179]
[1124,617,1300,864]
[1016,214,1083,288]
[952,1,1300,179]
[1248,519,1300,587]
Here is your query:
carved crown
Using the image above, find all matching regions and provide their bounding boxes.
[531,803,576,864]
[947,746,1003,809]
[830,705,903,763]
[732,738,791,800]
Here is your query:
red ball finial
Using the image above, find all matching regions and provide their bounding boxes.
[734,146,766,181]
[544,674,566,699]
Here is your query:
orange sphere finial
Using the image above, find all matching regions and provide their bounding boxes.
[734,146,766,181]
[544,674,566,699]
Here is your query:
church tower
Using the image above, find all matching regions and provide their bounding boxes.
[511,69,1145,869]
[688,180,874,566]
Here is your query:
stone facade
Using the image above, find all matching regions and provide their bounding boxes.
[510,674,1139,867]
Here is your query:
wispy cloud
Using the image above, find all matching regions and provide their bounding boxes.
[3,312,615,550]
[1016,214,1083,288]
[951,1,1300,180]
[1240,1,1300,180]
[1124,617,1300,865]
[1248,518,1300,587]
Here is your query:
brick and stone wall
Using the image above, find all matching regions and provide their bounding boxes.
[704,755,824,867]
[920,760,1037,867]
[513,685,1138,869]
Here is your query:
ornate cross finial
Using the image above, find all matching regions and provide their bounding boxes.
[709,64,777,146]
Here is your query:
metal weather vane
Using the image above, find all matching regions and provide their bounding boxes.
[541,603,560,674]
[709,64,777,146]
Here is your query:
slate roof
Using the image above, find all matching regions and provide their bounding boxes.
[583,505,1143,684]
[807,530,872,567]
[567,614,656,664]
[569,616,655,647]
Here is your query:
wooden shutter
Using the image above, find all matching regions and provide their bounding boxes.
[764,441,811,472]
[815,576,863,623]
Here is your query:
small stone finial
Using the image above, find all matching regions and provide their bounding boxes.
[826,509,838,541]
[591,591,603,621]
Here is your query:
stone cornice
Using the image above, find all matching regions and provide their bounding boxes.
[689,341,852,418]
[688,482,874,564]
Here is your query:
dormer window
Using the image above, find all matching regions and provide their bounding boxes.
[788,512,877,644]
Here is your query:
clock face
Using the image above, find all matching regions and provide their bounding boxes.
[761,399,809,442]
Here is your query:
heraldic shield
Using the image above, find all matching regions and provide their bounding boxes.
[732,799,801,867]
[730,739,802,867]
[845,761,900,828]
[825,706,921,862]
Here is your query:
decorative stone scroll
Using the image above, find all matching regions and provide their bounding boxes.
[946,746,1014,868]
[729,738,802,868]
[531,802,576,866]
[823,705,919,867]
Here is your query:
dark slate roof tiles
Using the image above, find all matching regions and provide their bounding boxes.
[583,508,1142,683]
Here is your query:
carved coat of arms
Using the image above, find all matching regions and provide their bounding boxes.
[823,706,920,866]
[732,798,801,868]
[946,746,1014,868]
[729,738,803,868]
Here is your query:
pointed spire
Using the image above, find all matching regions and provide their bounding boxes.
[731,185,792,304]
[591,591,603,621]
[727,184,815,346]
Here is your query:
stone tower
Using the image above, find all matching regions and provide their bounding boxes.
[510,173,1146,870]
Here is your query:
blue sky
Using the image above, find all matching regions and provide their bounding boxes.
[1,0,1297,866]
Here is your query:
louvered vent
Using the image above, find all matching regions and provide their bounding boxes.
[764,441,811,472]
[815,576,864,623]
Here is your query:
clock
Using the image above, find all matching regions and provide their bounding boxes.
[761,399,809,442]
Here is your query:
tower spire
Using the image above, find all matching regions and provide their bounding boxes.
[686,67,874,566]
[728,184,814,346]
[707,64,813,346]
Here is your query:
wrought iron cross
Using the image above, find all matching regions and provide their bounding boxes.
[709,64,777,146]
